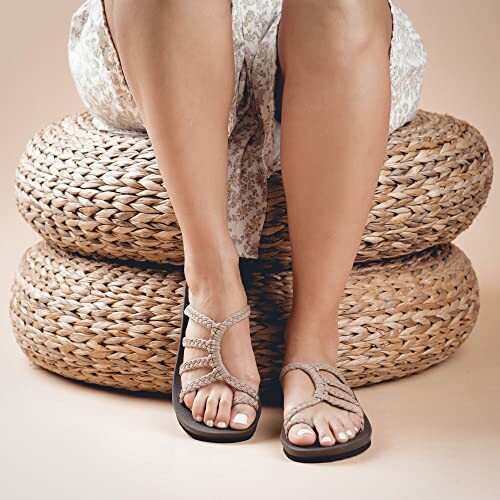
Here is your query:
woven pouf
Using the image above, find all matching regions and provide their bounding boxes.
[10,240,479,394]
[16,110,492,268]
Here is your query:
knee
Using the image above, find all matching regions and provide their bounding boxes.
[279,0,392,73]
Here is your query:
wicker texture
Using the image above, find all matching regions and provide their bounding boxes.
[10,240,479,394]
[16,110,492,268]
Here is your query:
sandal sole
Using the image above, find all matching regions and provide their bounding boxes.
[174,403,261,443]
[280,413,372,463]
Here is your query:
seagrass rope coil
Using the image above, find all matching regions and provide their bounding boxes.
[15,109,493,269]
[11,107,492,395]
[10,240,479,394]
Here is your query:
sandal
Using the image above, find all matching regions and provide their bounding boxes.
[172,281,261,443]
[279,362,372,463]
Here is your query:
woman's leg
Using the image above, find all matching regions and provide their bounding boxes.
[103,0,260,429]
[277,0,393,446]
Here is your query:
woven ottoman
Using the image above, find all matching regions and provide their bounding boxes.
[17,110,492,268]
[10,241,480,394]
[11,109,492,396]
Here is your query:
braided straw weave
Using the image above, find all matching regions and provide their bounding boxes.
[10,240,479,394]
[16,110,492,268]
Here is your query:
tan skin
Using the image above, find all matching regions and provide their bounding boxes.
[104,0,393,447]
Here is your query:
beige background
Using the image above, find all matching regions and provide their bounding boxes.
[1,1,499,499]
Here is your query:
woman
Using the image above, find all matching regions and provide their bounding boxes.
[68,0,426,462]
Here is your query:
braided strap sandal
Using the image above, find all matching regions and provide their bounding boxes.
[172,282,261,443]
[279,362,372,463]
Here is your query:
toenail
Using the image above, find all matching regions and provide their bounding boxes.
[233,413,248,425]
[216,421,227,428]
[297,428,315,436]
[194,416,203,422]
[346,430,354,437]
[206,420,214,427]
[338,432,347,440]
[354,426,359,432]
[321,436,333,443]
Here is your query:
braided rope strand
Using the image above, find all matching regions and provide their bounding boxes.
[178,300,259,410]
[280,362,366,437]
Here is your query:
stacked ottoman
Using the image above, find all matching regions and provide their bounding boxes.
[10,110,493,398]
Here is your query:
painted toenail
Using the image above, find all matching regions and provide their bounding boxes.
[321,436,333,443]
[297,428,315,436]
[216,421,227,428]
[195,416,203,422]
[206,420,214,427]
[339,432,347,440]
[233,413,248,425]
[346,430,354,437]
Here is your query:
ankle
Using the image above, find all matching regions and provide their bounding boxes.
[284,342,339,366]
[184,238,240,287]
[185,260,242,294]
[184,247,248,318]
[284,310,340,365]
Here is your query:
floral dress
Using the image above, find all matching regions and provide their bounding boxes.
[68,0,427,259]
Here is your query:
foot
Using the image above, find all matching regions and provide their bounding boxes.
[281,313,363,447]
[181,257,260,431]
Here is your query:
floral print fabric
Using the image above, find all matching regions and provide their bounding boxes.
[68,0,427,259]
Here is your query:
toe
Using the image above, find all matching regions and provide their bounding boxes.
[314,417,336,447]
[288,423,317,446]
[230,402,256,430]
[182,390,195,410]
[204,393,219,428]
[191,390,207,423]
[349,413,363,434]
[339,412,357,440]
[214,387,233,429]
[329,417,349,443]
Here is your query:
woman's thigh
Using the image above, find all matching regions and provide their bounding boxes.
[68,0,145,133]
[69,0,427,137]
[69,0,238,135]
[273,0,427,134]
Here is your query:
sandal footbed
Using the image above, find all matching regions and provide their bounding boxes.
[172,282,261,443]
[280,413,372,463]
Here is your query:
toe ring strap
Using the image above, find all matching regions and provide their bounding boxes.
[284,415,314,436]
[232,392,259,411]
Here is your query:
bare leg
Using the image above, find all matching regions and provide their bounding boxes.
[277,0,393,446]
[103,0,260,430]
